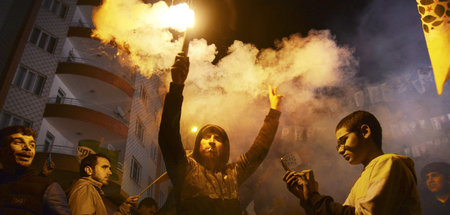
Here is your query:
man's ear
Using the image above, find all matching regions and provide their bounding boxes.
[360,124,371,139]
[84,166,93,176]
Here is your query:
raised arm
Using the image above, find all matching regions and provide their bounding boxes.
[158,52,190,186]
[236,85,282,185]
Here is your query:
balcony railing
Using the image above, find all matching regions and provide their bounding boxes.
[36,144,77,155]
[70,22,95,29]
[48,97,129,124]
[36,144,124,171]
[60,56,135,84]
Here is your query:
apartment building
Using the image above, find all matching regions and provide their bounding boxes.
[0,0,169,209]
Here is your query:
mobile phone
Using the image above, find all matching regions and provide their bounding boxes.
[280,157,291,171]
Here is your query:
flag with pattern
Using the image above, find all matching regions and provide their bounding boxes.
[416,0,450,94]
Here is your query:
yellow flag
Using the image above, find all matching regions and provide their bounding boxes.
[416,0,450,95]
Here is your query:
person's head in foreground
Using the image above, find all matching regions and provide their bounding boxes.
[80,153,112,186]
[0,126,37,170]
[335,110,384,166]
[192,124,230,170]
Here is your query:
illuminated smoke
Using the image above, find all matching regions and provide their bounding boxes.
[90,0,448,211]
[92,0,193,75]
[91,0,357,154]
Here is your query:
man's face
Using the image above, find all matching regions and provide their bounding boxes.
[138,205,157,215]
[0,133,35,168]
[92,157,112,185]
[199,132,223,162]
[335,127,368,165]
[426,171,447,193]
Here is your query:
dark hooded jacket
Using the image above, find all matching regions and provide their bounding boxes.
[158,83,281,215]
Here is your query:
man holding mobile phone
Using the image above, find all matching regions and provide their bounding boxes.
[283,111,421,215]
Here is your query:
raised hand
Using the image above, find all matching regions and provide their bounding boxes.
[171,52,190,85]
[269,85,283,111]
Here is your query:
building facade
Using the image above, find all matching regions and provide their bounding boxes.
[0,0,169,209]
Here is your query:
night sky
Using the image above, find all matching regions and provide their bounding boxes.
[184,0,429,82]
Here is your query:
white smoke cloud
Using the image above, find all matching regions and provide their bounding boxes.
[91,1,358,153]
[92,0,185,74]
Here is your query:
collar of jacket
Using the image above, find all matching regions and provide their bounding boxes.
[81,177,105,196]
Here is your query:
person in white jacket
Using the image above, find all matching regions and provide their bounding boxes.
[283,110,421,215]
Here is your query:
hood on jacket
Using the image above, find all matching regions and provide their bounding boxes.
[192,124,230,170]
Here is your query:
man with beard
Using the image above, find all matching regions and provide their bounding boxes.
[158,52,283,215]
[420,162,449,215]
[68,154,139,215]
[0,125,71,214]
[283,110,421,214]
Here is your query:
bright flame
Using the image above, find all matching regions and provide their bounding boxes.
[162,3,195,31]
[191,126,198,133]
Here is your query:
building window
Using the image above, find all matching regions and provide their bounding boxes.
[130,157,142,184]
[42,0,68,19]
[29,27,58,53]
[56,88,66,104]
[161,161,166,174]
[44,131,55,152]
[150,143,158,161]
[140,85,148,106]
[147,176,154,197]
[13,66,46,95]
[159,191,165,207]
[0,112,32,128]
[136,118,145,142]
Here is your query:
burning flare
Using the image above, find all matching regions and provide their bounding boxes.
[91,0,195,75]
[163,3,195,31]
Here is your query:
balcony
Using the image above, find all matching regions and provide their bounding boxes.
[68,22,94,38]
[76,0,101,6]
[48,97,128,124]
[44,100,128,140]
[57,57,134,98]
[60,56,134,86]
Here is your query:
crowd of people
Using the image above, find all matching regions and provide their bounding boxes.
[0,53,448,214]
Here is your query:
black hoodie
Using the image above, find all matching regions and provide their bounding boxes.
[159,83,281,215]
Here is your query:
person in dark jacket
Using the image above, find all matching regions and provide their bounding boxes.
[158,52,283,215]
[420,162,449,215]
[283,110,421,215]
[0,125,71,215]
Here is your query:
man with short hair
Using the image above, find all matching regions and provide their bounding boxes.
[283,110,421,214]
[134,197,158,215]
[68,153,139,215]
[158,52,283,214]
[420,162,449,215]
[0,125,71,215]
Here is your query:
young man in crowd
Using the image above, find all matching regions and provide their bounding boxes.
[134,197,158,215]
[0,125,71,214]
[283,110,421,214]
[68,153,139,215]
[158,52,283,214]
[420,162,449,215]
